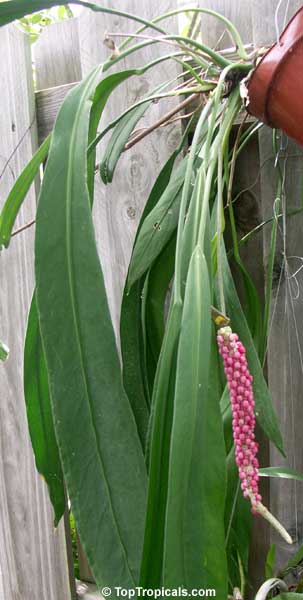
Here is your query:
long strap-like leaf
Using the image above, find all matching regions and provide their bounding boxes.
[164,247,228,595]
[24,294,65,527]
[121,146,186,449]
[35,66,147,591]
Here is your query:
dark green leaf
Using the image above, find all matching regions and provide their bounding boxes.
[99,70,178,184]
[140,301,182,587]
[35,67,147,590]
[164,247,228,595]
[121,141,189,449]
[88,70,142,203]
[0,135,50,249]
[142,235,175,396]
[127,156,188,289]
[259,467,303,481]
[220,244,284,455]
[24,294,65,526]
[100,100,152,184]
[120,281,150,449]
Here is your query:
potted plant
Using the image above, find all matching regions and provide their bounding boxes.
[0,1,303,598]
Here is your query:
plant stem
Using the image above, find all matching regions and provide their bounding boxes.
[173,97,214,304]
[118,7,252,62]
[217,146,226,314]
[103,34,235,73]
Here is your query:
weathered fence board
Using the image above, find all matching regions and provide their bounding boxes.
[35,82,78,144]
[200,0,253,46]
[0,24,71,600]
[35,17,81,90]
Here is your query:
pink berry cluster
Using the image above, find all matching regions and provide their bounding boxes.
[217,326,261,510]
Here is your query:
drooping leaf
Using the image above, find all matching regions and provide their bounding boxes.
[100,99,150,184]
[142,235,175,396]
[24,294,65,527]
[121,137,189,448]
[87,69,144,203]
[164,247,228,595]
[259,467,303,481]
[140,301,182,588]
[89,54,179,198]
[219,244,285,455]
[35,67,147,590]
[127,156,188,289]
[0,134,50,249]
[99,73,181,184]
[0,339,9,361]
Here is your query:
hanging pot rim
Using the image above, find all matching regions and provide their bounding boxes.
[247,4,303,126]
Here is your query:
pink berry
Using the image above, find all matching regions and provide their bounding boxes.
[217,326,261,509]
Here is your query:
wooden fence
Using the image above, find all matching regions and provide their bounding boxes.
[0,1,303,599]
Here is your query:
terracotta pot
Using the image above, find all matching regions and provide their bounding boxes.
[247,6,303,146]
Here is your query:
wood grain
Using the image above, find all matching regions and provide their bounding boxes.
[0,24,71,600]
[35,82,78,144]
[200,0,253,48]
[34,18,82,91]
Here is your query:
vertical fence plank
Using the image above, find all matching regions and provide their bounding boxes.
[0,25,71,600]
[200,0,252,46]
[251,0,303,574]
[78,0,183,337]
[34,18,82,90]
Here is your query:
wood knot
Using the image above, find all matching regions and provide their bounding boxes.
[127,153,149,193]
[126,206,136,220]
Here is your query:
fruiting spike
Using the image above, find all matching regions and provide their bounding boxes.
[217,326,292,545]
